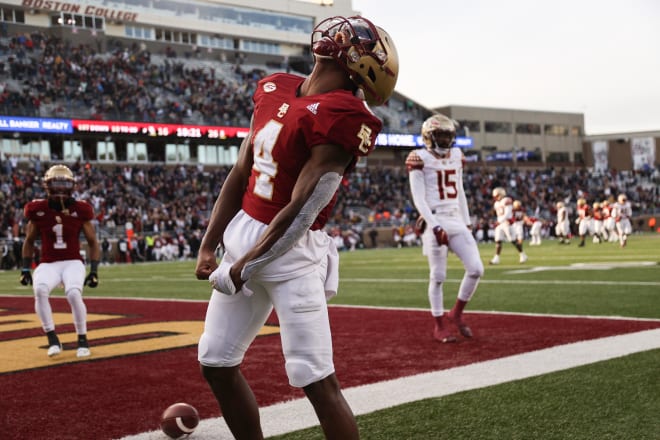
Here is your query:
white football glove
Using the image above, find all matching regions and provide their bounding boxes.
[209,263,255,297]
[209,264,237,295]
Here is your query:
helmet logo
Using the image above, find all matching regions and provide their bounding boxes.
[311,16,398,106]
[421,114,456,154]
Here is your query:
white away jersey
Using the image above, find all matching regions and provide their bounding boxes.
[405,147,466,213]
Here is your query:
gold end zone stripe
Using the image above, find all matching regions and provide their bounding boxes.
[0,313,280,374]
[0,312,119,332]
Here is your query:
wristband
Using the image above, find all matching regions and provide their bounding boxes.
[90,260,99,273]
[22,257,32,270]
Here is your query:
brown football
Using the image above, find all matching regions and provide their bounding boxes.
[160,402,199,439]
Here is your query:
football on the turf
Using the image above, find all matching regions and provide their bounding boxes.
[160,402,199,439]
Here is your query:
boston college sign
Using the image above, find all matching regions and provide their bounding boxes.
[22,0,139,22]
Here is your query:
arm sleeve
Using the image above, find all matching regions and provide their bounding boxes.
[409,169,442,230]
[241,171,342,280]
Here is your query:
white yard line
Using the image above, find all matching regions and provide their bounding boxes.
[118,327,660,440]
[341,277,660,286]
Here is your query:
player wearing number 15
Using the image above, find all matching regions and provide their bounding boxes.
[20,164,100,358]
[405,114,484,343]
[194,15,398,440]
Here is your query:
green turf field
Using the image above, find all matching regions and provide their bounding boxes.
[1,234,659,439]
[3,234,658,318]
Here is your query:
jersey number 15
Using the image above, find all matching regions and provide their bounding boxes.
[435,169,458,200]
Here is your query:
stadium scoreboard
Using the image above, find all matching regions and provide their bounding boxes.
[0,116,473,148]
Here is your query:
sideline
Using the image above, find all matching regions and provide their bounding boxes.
[118,327,660,440]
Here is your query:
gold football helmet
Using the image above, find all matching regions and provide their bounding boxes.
[513,200,522,209]
[577,198,586,207]
[311,16,399,106]
[421,114,456,155]
[617,193,627,204]
[492,187,506,200]
[44,164,75,200]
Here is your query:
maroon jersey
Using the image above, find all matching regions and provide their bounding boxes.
[593,206,603,220]
[242,73,382,230]
[513,205,525,223]
[24,199,94,263]
[578,204,592,219]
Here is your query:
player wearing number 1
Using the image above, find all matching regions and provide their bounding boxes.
[406,114,484,343]
[20,164,100,358]
[194,16,398,439]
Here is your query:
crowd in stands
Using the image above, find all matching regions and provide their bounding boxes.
[328,164,659,250]
[1,159,227,266]
[0,31,425,132]
[1,157,657,268]
[0,31,260,127]
[0,32,657,265]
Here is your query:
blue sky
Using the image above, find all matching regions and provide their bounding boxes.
[352,0,660,135]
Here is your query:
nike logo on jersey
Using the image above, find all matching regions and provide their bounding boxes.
[306,102,320,115]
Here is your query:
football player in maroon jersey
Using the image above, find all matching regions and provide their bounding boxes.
[194,16,398,439]
[490,187,528,264]
[20,164,100,358]
[576,198,594,247]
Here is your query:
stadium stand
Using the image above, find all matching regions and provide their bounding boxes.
[0,32,425,133]
[1,156,657,265]
[0,33,656,259]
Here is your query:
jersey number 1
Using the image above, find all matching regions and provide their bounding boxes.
[52,223,67,249]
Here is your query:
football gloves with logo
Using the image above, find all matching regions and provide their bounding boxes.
[84,260,99,288]
[84,272,99,287]
[415,216,427,234]
[432,226,449,246]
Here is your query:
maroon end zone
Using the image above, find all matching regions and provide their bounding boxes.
[1,296,659,440]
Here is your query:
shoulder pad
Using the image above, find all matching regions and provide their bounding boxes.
[405,150,424,171]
